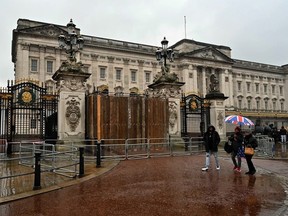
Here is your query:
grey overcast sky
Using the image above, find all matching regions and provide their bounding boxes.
[1,0,288,87]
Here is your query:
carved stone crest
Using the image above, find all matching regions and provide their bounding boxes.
[217,111,224,130]
[66,98,81,131]
[169,102,178,128]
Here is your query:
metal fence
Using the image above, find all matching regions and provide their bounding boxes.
[254,134,275,158]
[0,140,82,197]
[63,137,205,161]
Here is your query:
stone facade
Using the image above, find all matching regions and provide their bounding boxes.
[11,19,288,129]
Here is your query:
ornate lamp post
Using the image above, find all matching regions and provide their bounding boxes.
[58,19,84,62]
[155,37,174,72]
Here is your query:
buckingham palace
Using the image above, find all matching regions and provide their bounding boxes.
[11,18,288,130]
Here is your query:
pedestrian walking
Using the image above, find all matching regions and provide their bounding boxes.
[244,130,258,175]
[229,126,244,172]
[202,125,221,171]
[279,126,287,143]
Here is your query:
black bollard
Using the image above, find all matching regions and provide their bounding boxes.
[79,147,84,177]
[96,140,101,168]
[33,152,41,190]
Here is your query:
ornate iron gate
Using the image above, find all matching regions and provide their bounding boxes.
[0,81,58,153]
[181,94,210,137]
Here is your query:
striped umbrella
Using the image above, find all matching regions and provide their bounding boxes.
[224,115,254,126]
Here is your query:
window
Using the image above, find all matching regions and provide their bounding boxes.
[255,83,259,93]
[281,102,284,111]
[238,99,242,109]
[237,82,242,91]
[272,85,275,94]
[225,77,229,82]
[280,86,283,95]
[115,69,122,81]
[247,100,251,109]
[256,100,260,110]
[263,84,267,94]
[145,72,151,83]
[31,59,38,72]
[246,83,250,92]
[100,67,106,79]
[47,60,53,73]
[189,73,193,78]
[273,101,276,111]
[264,101,268,110]
[131,70,137,82]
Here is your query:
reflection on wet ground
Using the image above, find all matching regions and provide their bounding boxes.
[0,155,288,216]
[0,143,288,216]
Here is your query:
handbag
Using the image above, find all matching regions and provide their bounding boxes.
[244,147,254,155]
[224,141,233,153]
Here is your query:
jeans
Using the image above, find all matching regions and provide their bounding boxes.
[205,151,219,168]
[245,154,256,173]
[231,151,241,168]
[281,135,287,143]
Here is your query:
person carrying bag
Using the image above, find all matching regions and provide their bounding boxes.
[243,129,258,175]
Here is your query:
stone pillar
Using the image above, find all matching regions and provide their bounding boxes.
[147,66,185,136]
[52,61,91,140]
[206,95,228,140]
[147,81,184,136]
[205,72,228,140]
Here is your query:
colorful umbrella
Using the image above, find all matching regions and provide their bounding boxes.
[225,115,254,126]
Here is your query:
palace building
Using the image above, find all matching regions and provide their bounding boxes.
[11,18,288,129]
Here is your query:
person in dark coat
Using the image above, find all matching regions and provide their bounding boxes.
[244,130,258,175]
[202,125,221,171]
[279,126,287,143]
[229,126,244,172]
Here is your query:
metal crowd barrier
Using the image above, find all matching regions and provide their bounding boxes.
[66,137,205,163]
[254,135,275,158]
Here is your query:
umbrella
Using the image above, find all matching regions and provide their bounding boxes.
[225,115,254,126]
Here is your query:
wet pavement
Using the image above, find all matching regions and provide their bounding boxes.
[0,154,288,216]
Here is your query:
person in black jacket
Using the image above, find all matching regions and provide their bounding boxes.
[244,130,258,175]
[279,126,287,143]
[229,126,244,172]
[202,125,221,171]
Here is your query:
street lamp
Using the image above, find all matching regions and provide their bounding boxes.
[58,19,84,62]
[155,37,174,71]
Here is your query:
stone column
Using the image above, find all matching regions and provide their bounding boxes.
[219,69,225,94]
[52,61,91,140]
[107,56,115,91]
[228,70,234,106]
[138,60,144,91]
[202,68,207,96]
[39,46,45,83]
[123,58,130,92]
[192,65,198,94]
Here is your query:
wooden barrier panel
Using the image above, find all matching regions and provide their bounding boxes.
[86,94,168,140]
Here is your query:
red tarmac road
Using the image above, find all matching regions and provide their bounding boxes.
[0,155,287,216]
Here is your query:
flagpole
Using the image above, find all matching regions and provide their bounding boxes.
[184,16,187,39]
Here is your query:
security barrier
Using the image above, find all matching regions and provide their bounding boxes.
[255,135,275,158]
